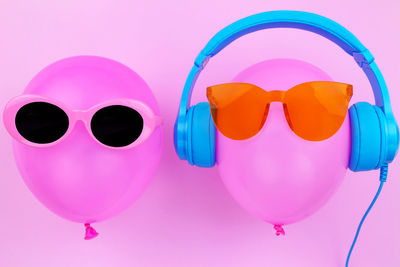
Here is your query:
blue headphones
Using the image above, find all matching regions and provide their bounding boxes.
[174,10,399,171]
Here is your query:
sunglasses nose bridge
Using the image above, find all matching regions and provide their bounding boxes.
[268,90,285,103]
[70,110,91,125]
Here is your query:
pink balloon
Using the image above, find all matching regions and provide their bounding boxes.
[216,59,350,234]
[11,56,163,238]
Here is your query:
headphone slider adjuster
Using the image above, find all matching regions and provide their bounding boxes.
[353,50,375,69]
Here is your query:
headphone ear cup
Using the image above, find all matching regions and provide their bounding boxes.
[349,102,387,171]
[186,102,216,167]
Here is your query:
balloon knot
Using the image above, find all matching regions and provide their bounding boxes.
[274,224,285,236]
[84,223,99,240]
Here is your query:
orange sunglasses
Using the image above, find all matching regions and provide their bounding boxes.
[206,81,353,141]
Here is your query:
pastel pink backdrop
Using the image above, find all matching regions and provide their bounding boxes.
[0,1,399,267]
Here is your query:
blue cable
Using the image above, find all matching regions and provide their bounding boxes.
[345,164,388,267]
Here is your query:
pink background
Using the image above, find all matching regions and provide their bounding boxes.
[0,0,399,266]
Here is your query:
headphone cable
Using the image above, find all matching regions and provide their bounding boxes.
[345,164,388,267]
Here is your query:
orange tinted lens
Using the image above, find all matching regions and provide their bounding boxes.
[283,81,353,141]
[207,83,269,140]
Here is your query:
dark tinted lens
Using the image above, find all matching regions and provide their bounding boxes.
[91,105,144,147]
[15,102,69,144]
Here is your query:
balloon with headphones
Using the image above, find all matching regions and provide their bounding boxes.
[214,58,351,236]
[174,11,399,266]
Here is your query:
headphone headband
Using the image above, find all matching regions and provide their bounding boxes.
[178,11,392,114]
[176,10,398,163]
[196,11,367,60]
